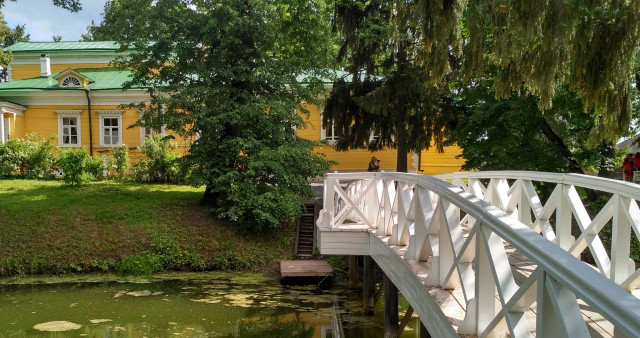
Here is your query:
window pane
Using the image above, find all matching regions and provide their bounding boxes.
[104,135,110,145]
[104,119,111,127]
[63,135,69,144]
[71,136,77,144]
[70,127,77,136]
[111,118,119,127]
[63,117,69,125]
[112,129,119,142]
[63,127,69,136]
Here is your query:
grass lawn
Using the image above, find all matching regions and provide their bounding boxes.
[0,180,296,276]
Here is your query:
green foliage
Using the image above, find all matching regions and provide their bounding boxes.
[0,134,56,178]
[326,1,456,172]
[445,83,601,173]
[131,134,184,184]
[85,155,107,180]
[58,148,94,185]
[150,234,206,271]
[109,143,130,178]
[326,255,348,275]
[116,252,163,276]
[0,10,30,70]
[108,0,334,229]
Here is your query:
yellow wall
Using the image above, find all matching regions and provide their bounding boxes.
[18,105,192,159]
[297,103,465,174]
[10,63,111,80]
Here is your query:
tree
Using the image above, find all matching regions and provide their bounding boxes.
[324,0,456,172]
[446,81,604,174]
[327,0,640,166]
[110,0,335,229]
[0,11,29,81]
[82,0,154,41]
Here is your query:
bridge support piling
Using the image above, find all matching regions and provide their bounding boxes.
[348,255,358,288]
[363,256,376,315]
[383,273,399,338]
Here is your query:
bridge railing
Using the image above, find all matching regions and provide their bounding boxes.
[317,171,640,337]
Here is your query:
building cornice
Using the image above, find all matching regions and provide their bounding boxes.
[0,90,149,106]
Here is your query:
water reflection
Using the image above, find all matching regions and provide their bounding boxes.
[0,273,418,337]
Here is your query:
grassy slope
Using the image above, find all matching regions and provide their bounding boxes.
[0,180,296,276]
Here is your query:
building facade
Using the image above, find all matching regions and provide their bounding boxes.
[0,41,463,174]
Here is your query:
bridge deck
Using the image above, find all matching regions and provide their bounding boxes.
[338,226,614,337]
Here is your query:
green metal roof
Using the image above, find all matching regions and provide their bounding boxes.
[7,41,120,53]
[0,68,143,91]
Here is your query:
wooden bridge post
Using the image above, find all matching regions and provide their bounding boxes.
[348,255,358,288]
[363,256,376,315]
[383,273,399,338]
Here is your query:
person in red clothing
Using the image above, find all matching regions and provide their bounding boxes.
[623,153,634,181]
[633,152,640,172]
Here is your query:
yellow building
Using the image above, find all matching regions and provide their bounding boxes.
[0,41,463,174]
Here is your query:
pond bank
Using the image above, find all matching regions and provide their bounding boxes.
[0,180,300,277]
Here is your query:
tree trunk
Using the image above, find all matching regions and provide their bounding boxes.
[200,185,218,206]
[597,140,616,179]
[539,117,584,174]
[396,129,409,172]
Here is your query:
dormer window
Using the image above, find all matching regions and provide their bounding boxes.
[61,76,82,88]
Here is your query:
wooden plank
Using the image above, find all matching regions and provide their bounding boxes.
[280,260,333,277]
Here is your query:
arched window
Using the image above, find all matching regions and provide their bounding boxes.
[60,76,82,88]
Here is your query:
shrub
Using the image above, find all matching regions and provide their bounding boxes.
[85,155,108,180]
[0,134,56,178]
[58,148,94,185]
[131,134,186,183]
[116,252,163,276]
[109,144,130,178]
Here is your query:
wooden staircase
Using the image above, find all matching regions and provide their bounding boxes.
[295,202,318,256]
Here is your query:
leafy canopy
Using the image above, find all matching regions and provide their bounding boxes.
[107,0,334,229]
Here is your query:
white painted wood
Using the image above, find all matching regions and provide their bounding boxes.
[318,172,640,337]
[0,113,4,144]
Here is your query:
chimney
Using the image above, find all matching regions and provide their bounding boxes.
[40,54,51,77]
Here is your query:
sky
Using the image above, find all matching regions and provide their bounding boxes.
[3,0,106,42]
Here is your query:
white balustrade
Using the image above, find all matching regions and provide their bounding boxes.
[317,171,640,337]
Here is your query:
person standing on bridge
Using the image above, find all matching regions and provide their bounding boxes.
[623,153,634,181]
[368,156,380,172]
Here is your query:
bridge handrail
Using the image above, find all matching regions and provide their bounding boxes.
[435,170,640,200]
[319,171,640,336]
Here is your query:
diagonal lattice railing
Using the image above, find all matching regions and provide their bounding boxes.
[317,171,640,337]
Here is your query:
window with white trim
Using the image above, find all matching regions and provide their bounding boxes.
[98,110,123,147]
[56,110,82,147]
[320,113,339,144]
[139,111,166,145]
[60,76,82,88]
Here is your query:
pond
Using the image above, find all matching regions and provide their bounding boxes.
[0,273,420,337]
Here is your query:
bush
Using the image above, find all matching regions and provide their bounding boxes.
[58,148,94,185]
[109,144,130,179]
[85,155,108,180]
[0,134,56,178]
[116,252,163,276]
[131,134,187,183]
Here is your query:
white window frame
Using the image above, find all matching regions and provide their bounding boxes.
[320,112,339,144]
[98,110,123,147]
[56,110,82,147]
[139,111,166,145]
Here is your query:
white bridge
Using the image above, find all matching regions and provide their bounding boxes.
[316,171,640,337]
